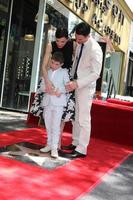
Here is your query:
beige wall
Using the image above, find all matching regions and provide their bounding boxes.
[58,0,133,95]
[58,0,133,53]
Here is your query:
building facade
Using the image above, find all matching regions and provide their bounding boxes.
[0,0,133,112]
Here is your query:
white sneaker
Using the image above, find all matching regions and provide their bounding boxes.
[40,146,51,153]
[51,149,58,158]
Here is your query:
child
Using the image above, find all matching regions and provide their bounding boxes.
[40,52,70,158]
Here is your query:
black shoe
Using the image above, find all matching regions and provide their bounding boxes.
[59,150,86,159]
[61,144,76,151]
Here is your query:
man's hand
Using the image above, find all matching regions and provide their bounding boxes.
[65,81,78,92]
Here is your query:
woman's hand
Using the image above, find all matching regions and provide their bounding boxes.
[45,80,55,94]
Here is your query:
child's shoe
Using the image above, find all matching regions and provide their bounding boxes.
[51,149,58,158]
[40,146,51,153]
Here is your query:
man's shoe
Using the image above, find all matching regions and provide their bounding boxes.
[40,146,51,153]
[59,150,86,159]
[61,144,76,150]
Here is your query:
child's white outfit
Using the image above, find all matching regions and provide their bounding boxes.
[40,67,69,157]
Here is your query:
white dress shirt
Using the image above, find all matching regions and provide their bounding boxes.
[71,36,103,89]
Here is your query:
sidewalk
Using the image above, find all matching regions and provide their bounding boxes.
[0,110,31,132]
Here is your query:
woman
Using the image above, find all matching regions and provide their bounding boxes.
[30,28,76,132]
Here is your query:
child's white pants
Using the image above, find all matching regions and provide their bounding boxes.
[43,105,63,150]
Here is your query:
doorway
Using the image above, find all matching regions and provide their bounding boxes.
[1,0,39,111]
[0,0,10,100]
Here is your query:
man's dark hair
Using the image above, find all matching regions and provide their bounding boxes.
[75,22,90,36]
[55,28,68,39]
[51,52,64,64]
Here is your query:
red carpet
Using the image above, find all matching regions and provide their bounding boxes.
[91,99,133,146]
[0,128,133,200]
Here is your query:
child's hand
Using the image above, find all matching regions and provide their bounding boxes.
[54,89,61,97]
[45,81,55,94]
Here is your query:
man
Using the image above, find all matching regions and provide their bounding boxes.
[59,22,103,158]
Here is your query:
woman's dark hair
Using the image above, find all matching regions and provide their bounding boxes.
[51,52,64,64]
[55,28,68,39]
[75,22,90,36]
